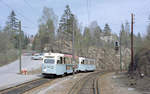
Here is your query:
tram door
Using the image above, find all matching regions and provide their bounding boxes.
[59,57,66,64]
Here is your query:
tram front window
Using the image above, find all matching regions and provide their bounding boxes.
[44,59,55,64]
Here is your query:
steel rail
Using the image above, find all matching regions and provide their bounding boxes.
[93,76,100,94]
[67,73,92,94]
[0,78,51,94]
[68,71,104,94]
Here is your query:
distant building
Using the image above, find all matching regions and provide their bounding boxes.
[100,35,114,43]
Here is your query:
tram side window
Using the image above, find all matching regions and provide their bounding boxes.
[64,57,65,64]
[66,57,71,64]
[61,57,65,64]
[84,60,87,64]
[60,57,63,64]
[89,61,91,64]
[89,61,92,64]
[57,60,60,64]
[86,60,88,64]
[57,57,63,64]
[81,60,84,64]
[89,61,90,64]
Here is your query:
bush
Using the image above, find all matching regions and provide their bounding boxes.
[0,49,18,66]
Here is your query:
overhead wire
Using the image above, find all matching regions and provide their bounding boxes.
[23,0,33,9]
[0,0,37,28]
[0,0,21,20]
[86,0,91,26]
[23,0,41,21]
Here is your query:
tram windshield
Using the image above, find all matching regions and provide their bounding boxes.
[44,59,55,64]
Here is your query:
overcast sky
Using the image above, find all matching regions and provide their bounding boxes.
[0,0,150,36]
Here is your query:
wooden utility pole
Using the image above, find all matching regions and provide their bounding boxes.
[131,13,134,72]
[19,21,22,73]
[71,15,75,75]
[120,31,122,72]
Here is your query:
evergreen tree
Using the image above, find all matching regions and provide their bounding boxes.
[57,5,79,53]
[7,10,18,32]
[58,5,75,41]
[103,24,111,36]
[5,10,18,48]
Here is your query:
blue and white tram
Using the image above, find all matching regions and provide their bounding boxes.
[77,57,96,72]
[42,53,75,76]
[77,57,86,72]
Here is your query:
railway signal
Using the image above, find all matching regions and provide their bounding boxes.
[114,41,119,51]
[114,40,122,72]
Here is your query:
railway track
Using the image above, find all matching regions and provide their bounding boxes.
[0,78,52,94]
[68,71,104,94]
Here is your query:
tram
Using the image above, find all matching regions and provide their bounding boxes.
[78,57,96,72]
[42,53,96,76]
[42,53,77,76]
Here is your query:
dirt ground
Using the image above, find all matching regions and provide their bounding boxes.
[135,76,150,94]
[26,72,150,94]
[114,72,150,94]
[25,72,91,94]
[99,72,142,94]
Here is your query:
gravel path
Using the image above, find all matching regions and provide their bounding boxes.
[0,56,42,90]
[100,72,141,94]
[0,56,42,73]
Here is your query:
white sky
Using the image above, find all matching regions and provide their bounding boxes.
[0,0,150,36]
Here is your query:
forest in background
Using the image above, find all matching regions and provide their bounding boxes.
[0,10,30,66]
[0,5,149,72]
[32,5,138,55]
